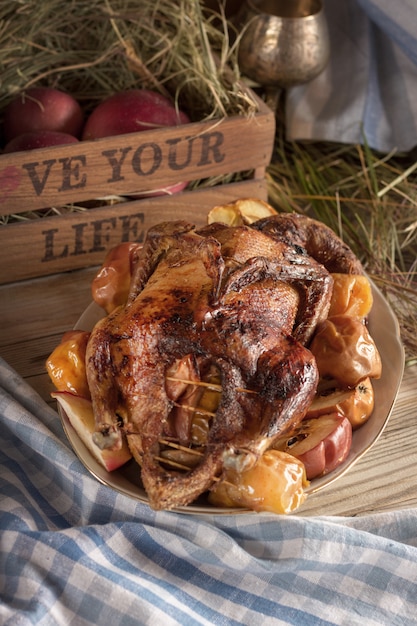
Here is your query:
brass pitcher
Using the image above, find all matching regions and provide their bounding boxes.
[235,0,330,88]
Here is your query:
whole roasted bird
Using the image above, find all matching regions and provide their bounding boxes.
[86,213,364,510]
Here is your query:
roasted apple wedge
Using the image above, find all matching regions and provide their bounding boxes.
[307,378,374,429]
[273,413,352,480]
[52,391,132,472]
[207,197,276,227]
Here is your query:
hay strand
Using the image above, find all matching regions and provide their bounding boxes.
[0,0,253,118]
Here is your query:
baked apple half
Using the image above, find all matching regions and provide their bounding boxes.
[273,413,352,480]
[52,391,132,472]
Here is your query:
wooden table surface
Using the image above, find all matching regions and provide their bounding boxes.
[1,267,416,518]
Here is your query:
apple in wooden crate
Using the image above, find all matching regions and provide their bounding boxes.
[82,89,190,197]
[274,413,352,480]
[3,87,84,142]
[52,391,132,472]
[4,130,79,153]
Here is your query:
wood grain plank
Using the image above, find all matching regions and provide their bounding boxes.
[0,267,97,346]
[0,178,269,284]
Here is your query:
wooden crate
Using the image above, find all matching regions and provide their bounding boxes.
[0,89,275,284]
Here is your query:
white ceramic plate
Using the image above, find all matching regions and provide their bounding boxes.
[59,281,405,514]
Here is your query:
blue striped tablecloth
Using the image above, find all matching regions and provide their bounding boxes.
[1,356,417,626]
[286,0,417,153]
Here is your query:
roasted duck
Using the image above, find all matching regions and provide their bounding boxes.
[83,212,373,511]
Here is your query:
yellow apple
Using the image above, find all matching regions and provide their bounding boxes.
[306,378,374,429]
[329,273,373,319]
[46,330,91,398]
[208,450,308,514]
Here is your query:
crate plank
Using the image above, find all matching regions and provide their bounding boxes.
[0,266,97,402]
[0,178,269,284]
[0,267,97,347]
[0,96,274,215]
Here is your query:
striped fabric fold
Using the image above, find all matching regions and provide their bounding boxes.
[286,0,417,153]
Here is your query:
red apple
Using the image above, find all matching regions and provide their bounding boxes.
[82,89,190,199]
[3,87,84,142]
[3,130,79,153]
[82,89,190,140]
[274,413,352,480]
[52,391,132,472]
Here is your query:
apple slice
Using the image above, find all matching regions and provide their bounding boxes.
[307,378,374,429]
[207,197,276,227]
[274,413,352,480]
[52,391,132,471]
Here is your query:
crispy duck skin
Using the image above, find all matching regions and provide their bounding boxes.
[252,213,364,275]
[86,215,359,510]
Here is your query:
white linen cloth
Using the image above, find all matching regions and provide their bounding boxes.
[1,355,417,626]
[286,0,417,153]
